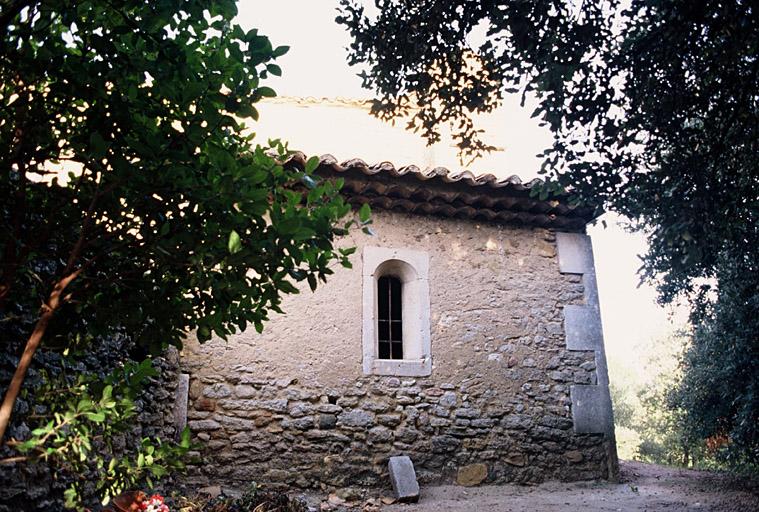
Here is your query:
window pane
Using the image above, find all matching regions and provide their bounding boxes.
[378,274,403,361]
[391,320,402,341]
[390,277,402,319]
[378,276,389,319]
[378,320,389,341]
[378,341,390,359]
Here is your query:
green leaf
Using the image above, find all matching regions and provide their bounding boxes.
[77,398,92,412]
[89,132,108,159]
[197,325,212,342]
[180,426,191,448]
[277,280,300,294]
[277,218,300,235]
[293,227,315,241]
[272,45,290,57]
[85,411,106,423]
[305,155,320,174]
[358,203,371,224]
[64,488,78,509]
[238,103,260,120]
[266,63,282,76]
[228,230,242,254]
[256,86,277,98]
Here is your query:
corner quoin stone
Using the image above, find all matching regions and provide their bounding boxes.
[571,384,614,434]
[564,304,604,351]
[388,455,420,503]
[172,373,190,440]
[555,232,594,274]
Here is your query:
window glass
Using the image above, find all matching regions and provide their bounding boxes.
[378,275,403,360]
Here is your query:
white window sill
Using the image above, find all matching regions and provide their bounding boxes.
[371,358,431,377]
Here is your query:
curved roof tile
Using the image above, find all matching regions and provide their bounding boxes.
[284,152,595,231]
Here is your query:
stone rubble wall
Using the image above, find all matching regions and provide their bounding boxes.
[0,342,181,511]
[180,210,614,490]
[183,368,607,489]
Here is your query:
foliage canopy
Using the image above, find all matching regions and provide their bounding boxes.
[2,0,351,353]
[1,0,353,506]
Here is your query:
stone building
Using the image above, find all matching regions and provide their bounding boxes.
[178,155,618,490]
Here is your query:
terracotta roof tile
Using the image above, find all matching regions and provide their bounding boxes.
[285,153,596,231]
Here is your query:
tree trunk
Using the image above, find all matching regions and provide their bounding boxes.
[0,270,80,442]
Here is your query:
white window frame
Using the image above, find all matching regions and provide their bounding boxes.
[362,246,431,376]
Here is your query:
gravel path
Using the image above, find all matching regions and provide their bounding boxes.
[373,461,759,512]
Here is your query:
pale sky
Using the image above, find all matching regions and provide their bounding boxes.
[235,1,687,376]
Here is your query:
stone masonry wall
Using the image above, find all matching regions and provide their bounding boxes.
[180,210,612,490]
[0,342,181,511]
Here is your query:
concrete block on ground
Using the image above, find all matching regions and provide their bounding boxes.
[388,455,420,503]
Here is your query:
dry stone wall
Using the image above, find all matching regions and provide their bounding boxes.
[0,341,181,511]
[180,210,614,490]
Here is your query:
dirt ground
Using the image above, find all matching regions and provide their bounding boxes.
[341,461,759,512]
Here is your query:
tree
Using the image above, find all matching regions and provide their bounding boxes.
[673,253,759,467]
[1,0,352,450]
[337,0,759,464]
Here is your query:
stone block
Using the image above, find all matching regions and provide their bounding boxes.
[294,416,315,430]
[431,435,460,453]
[338,409,374,427]
[288,402,313,417]
[456,463,488,486]
[260,399,288,413]
[556,232,593,274]
[501,414,531,430]
[537,240,556,258]
[388,456,420,503]
[453,408,479,419]
[173,373,189,440]
[203,383,231,399]
[438,391,457,408]
[396,427,419,443]
[194,397,216,412]
[377,414,402,427]
[187,419,220,431]
[234,385,257,398]
[570,385,613,434]
[564,305,603,351]
[316,404,342,414]
[318,414,337,430]
[368,426,393,443]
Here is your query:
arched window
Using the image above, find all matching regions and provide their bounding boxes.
[362,246,431,376]
[377,275,403,359]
